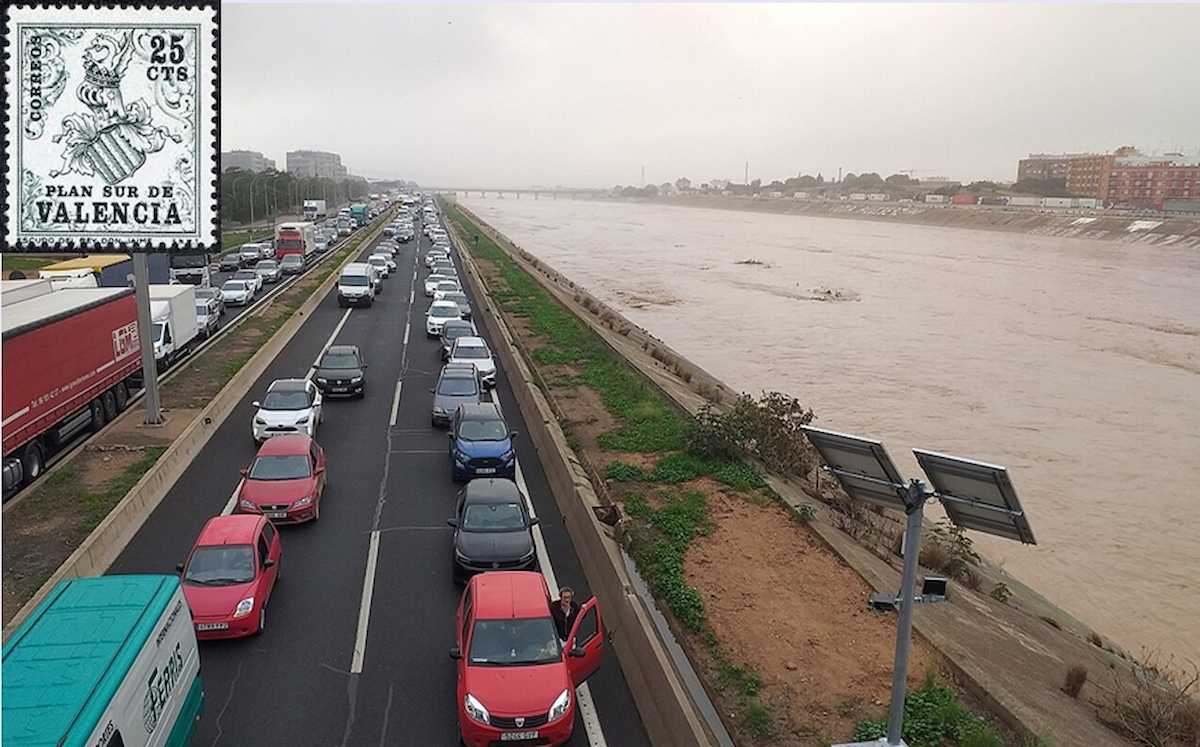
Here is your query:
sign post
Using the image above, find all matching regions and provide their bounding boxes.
[132,254,163,425]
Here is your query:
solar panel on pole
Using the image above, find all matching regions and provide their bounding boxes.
[913,449,1037,545]
[800,426,910,510]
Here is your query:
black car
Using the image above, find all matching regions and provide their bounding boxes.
[439,319,476,361]
[219,253,242,271]
[279,254,306,275]
[312,344,366,397]
[447,479,538,582]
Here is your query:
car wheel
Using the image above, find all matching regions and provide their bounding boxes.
[101,390,118,422]
[90,401,107,431]
[20,442,44,483]
[113,381,129,411]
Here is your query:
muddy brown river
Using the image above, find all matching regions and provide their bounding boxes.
[459,195,1199,659]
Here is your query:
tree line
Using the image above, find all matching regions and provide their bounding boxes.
[220,169,371,226]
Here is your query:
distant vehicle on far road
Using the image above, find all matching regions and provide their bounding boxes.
[232,269,262,295]
[196,286,225,316]
[254,259,281,284]
[279,254,305,276]
[195,295,220,338]
[219,253,242,271]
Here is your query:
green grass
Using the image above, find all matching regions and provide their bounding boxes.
[220,229,272,252]
[605,452,764,491]
[625,489,710,631]
[852,678,1006,747]
[83,448,167,530]
[2,255,58,272]
[445,203,685,453]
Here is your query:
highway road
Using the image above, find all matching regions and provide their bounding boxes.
[109,210,652,746]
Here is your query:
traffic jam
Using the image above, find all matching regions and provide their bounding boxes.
[4,196,626,747]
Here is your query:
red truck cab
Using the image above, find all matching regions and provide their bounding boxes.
[274,221,316,262]
[451,571,603,747]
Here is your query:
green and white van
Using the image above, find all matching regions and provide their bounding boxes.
[2,575,203,747]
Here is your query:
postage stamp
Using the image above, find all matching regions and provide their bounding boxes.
[3,5,218,250]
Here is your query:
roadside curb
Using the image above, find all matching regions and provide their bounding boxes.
[2,211,394,642]
[449,218,719,747]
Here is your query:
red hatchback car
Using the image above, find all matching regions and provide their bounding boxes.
[237,434,327,523]
[179,514,281,639]
[451,572,603,747]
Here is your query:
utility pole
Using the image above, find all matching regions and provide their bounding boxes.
[745,161,749,185]
[838,167,843,184]
[132,254,163,425]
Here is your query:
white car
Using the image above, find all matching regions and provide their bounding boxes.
[447,336,496,387]
[367,254,391,278]
[251,378,323,444]
[432,280,460,298]
[425,252,448,268]
[232,269,263,295]
[220,279,253,306]
[426,300,463,337]
[424,273,455,297]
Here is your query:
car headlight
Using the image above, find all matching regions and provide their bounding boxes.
[432,407,448,415]
[295,415,310,425]
[549,689,571,722]
[233,597,255,618]
[350,376,363,384]
[254,417,266,426]
[464,693,489,725]
[501,449,515,463]
[293,494,313,509]
[316,377,328,385]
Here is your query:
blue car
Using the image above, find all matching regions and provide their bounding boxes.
[449,403,517,482]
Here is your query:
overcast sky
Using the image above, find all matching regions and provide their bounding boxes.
[222,3,1200,187]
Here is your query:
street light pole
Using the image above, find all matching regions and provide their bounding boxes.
[132,254,162,425]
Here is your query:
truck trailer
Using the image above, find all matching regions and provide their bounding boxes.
[2,285,143,497]
[148,284,199,369]
[275,222,318,262]
[38,254,170,289]
[350,203,369,227]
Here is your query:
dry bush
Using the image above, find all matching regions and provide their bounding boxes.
[1040,615,1063,631]
[961,569,983,591]
[618,326,632,337]
[1098,651,1200,747]
[1089,631,1105,648]
[920,541,950,572]
[1063,665,1088,699]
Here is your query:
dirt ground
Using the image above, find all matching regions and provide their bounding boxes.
[686,492,935,743]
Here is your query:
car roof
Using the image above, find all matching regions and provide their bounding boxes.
[196,514,262,546]
[326,344,359,356]
[441,363,477,378]
[431,300,459,309]
[458,402,502,421]
[254,433,313,456]
[454,336,487,348]
[472,572,549,620]
[464,477,520,503]
[267,378,308,392]
[281,254,303,262]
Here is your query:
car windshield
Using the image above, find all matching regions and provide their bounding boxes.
[262,390,311,410]
[196,304,209,315]
[257,261,277,269]
[222,281,246,292]
[469,618,561,666]
[320,352,360,369]
[445,294,468,304]
[282,257,303,267]
[234,271,255,280]
[438,376,477,396]
[459,419,508,441]
[430,305,459,318]
[437,283,459,292]
[249,454,311,480]
[185,545,255,586]
[443,326,471,342]
[454,346,490,360]
[462,502,525,531]
[341,275,369,287]
[152,322,165,341]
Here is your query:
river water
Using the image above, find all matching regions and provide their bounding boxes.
[459,196,1200,659]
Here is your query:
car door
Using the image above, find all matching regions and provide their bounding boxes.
[310,441,326,502]
[565,597,604,686]
[452,490,466,547]
[455,582,474,683]
[257,522,279,600]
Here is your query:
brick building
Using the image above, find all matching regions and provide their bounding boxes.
[1106,154,1200,207]
[221,149,275,172]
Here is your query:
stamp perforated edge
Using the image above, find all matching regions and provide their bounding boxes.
[2,2,219,251]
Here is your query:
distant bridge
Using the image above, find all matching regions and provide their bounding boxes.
[424,187,609,200]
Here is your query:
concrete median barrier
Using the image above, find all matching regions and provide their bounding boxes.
[3,213,395,642]
[450,221,719,746]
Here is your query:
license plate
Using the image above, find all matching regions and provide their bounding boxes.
[475,467,496,475]
[331,386,347,393]
[265,511,288,519]
[196,622,228,631]
[500,732,538,742]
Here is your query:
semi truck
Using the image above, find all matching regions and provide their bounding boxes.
[37,254,170,289]
[303,199,328,221]
[2,575,204,747]
[168,251,213,286]
[275,221,318,262]
[350,203,369,227]
[148,284,199,369]
[2,284,143,497]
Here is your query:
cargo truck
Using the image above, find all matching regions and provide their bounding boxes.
[2,285,143,497]
[350,203,369,227]
[274,221,318,262]
[168,251,213,286]
[149,284,199,370]
[303,199,328,221]
[2,575,203,747]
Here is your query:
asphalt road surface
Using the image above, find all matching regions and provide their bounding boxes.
[110,212,652,747]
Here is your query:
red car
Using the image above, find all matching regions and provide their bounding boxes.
[179,514,281,639]
[451,572,604,747]
[236,434,327,523]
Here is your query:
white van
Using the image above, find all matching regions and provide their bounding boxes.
[338,262,376,308]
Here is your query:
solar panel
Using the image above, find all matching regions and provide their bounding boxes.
[913,449,1037,545]
[801,426,909,511]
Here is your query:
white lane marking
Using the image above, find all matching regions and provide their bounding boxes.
[351,530,381,674]
[403,325,410,346]
[409,289,414,304]
[307,307,353,382]
[492,392,608,747]
[389,380,403,426]
[222,480,242,515]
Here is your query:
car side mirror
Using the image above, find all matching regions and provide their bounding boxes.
[430,388,436,394]
[446,518,458,527]
[176,563,184,573]
[310,363,318,369]
[568,647,586,658]
[251,401,261,408]
[448,646,462,660]
[314,465,325,475]
[529,518,540,527]
[239,467,249,477]
[509,430,519,439]
[362,363,368,369]
[263,559,275,569]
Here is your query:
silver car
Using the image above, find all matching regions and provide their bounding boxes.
[255,259,282,283]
